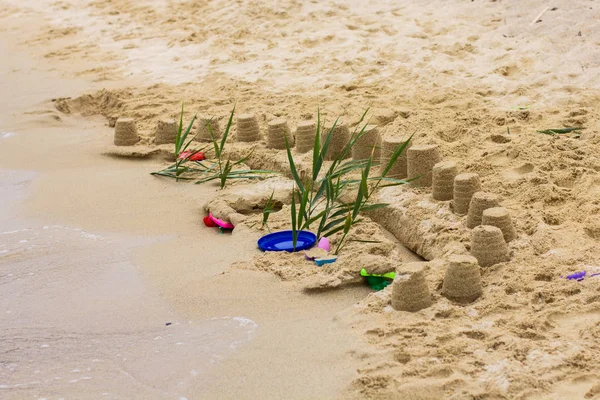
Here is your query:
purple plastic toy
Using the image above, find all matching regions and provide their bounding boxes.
[566,271,586,281]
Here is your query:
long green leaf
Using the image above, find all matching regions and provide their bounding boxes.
[291,187,298,250]
[381,132,414,178]
[314,117,338,181]
[262,190,275,227]
[537,127,584,135]
[306,209,326,227]
[323,219,363,239]
[221,159,231,189]
[175,102,185,154]
[333,118,369,168]
[220,107,235,156]
[226,169,272,175]
[179,115,197,154]
[284,133,304,193]
[311,180,327,208]
[352,172,365,220]
[298,189,310,230]
[311,109,322,182]
[321,216,348,233]
[362,154,373,200]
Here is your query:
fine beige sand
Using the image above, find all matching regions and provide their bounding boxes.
[2,1,600,399]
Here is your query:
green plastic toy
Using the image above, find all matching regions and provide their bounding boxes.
[360,268,396,291]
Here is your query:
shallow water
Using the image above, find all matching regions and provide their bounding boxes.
[0,169,257,399]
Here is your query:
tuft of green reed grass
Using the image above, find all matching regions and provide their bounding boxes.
[261,190,276,232]
[152,104,272,188]
[285,109,413,254]
[195,106,272,189]
[151,103,208,181]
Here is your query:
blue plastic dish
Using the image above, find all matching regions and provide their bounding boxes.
[258,230,317,252]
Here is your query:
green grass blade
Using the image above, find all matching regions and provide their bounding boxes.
[178,114,197,154]
[284,133,304,193]
[298,189,310,230]
[291,187,298,250]
[220,107,235,155]
[311,109,322,182]
[381,132,414,178]
[352,171,366,220]
[226,169,272,174]
[323,223,348,239]
[314,117,338,181]
[306,209,326,226]
[310,180,328,210]
[537,127,584,135]
[175,102,185,154]
[321,216,347,233]
[262,190,275,226]
[194,176,219,184]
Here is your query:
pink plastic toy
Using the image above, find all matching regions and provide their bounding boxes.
[208,213,234,229]
[317,237,330,252]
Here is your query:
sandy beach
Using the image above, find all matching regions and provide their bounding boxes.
[1,1,600,399]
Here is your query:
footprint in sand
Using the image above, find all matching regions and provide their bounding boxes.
[501,163,534,181]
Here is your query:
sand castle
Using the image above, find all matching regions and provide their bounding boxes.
[482,207,517,242]
[236,113,261,142]
[441,255,482,303]
[154,118,177,145]
[407,144,440,187]
[322,121,351,161]
[453,173,481,215]
[391,262,433,312]
[114,118,140,146]
[470,225,510,267]
[432,161,458,201]
[352,124,381,161]
[266,118,294,149]
[196,116,221,142]
[466,191,501,229]
[381,137,411,178]
[295,120,316,153]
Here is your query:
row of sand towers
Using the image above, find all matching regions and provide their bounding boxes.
[383,143,519,311]
[113,114,384,160]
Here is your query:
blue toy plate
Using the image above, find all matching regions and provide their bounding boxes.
[258,230,317,252]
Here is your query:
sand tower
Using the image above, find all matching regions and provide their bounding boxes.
[466,192,501,229]
[441,255,482,303]
[432,161,458,201]
[295,120,317,153]
[352,124,381,161]
[235,113,261,142]
[154,118,177,145]
[322,121,351,161]
[380,137,411,179]
[407,144,441,187]
[391,262,433,312]
[114,118,140,146]
[266,118,294,149]
[470,225,510,267]
[453,173,481,215]
[195,116,221,142]
[482,207,517,242]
